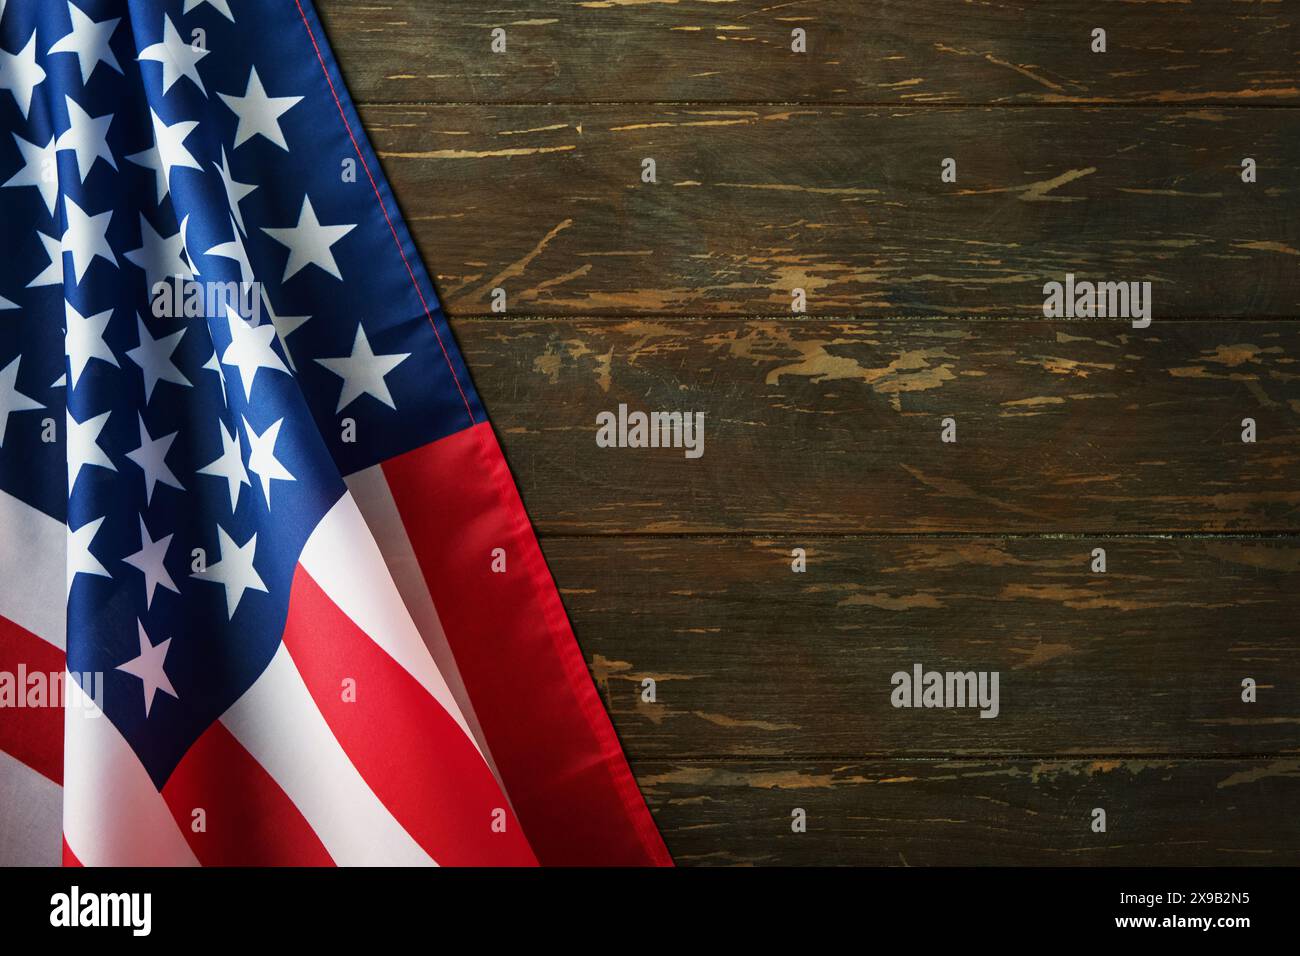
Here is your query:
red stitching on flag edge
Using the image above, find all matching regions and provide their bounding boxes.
[289,0,476,430]
[291,1,671,866]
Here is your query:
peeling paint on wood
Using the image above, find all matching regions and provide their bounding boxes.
[635,758,1300,865]
[544,536,1300,755]
[316,1,1300,106]
[359,105,1299,317]
[455,319,1300,533]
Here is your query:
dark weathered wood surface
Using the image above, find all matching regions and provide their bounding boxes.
[317,2,1300,864]
[545,536,1300,756]
[317,1,1300,106]
[637,758,1300,865]
[360,104,1300,318]
[459,319,1300,534]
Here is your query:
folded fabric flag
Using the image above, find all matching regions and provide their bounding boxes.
[0,0,669,866]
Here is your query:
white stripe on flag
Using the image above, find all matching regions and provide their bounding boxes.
[62,674,199,866]
[300,489,481,752]
[0,748,61,866]
[220,641,435,867]
[344,465,502,783]
[0,489,65,649]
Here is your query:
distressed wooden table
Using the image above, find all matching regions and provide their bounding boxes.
[315,0,1300,865]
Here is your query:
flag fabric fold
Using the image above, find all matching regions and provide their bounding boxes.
[0,0,669,867]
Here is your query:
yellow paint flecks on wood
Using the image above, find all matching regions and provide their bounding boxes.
[708,323,958,393]
[1001,396,1066,408]
[999,583,1161,612]
[475,218,574,297]
[1217,761,1300,790]
[713,181,880,197]
[496,123,571,137]
[1012,642,1076,669]
[1234,240,1300,257]
[639,766,873,792]
[379,144,576,160]
[838,591,945,610]
[691,712,800,732]
[531,336,612,392]
[953,166,1096,202]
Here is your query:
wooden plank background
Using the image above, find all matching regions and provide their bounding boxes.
[458,320,1300,533]
[550,536,1300,755]
[314,0,1300,864]
[318,1,1300,105]
[359,105,1299,318]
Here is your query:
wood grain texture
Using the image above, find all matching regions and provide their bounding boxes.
[317,0,1300,106]
[456,318,1300,534]
[543,536,1300,756]
[316,3,1300,864]
[635,758,1300,865]
[360,104,1300,318]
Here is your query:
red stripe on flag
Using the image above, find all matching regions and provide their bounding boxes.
[161,720,334,867]
[281,565,537,866]
[62,838,82,867]
[381,423,672,866]
[0,615,64,784]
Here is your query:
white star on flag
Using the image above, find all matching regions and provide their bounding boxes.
[122,517,179,609]
[0,355,43,446]
[221,303,289,400]
[127,314,192,402]
[243,416,295,506]
[48,3,122,85]
[66,407,116,493]
[197,418,249,510]
[262,196,355,282]
[125,214,195,289]
[127,109,201,203]
[61,196,117,282]
[126,413,184,504]
[184,0,236,22]
[3,133,58,215]
[67,515,111,594]
[65,298,118,387]
[204,218,255,287]
[316,324,410,412]
[138,14,208,95]
[27,231,62,288]
[0,31,46,119]
[192,525,267,618]
[56,95,116,183]
[117,621,179,717]
[219,66,301,150]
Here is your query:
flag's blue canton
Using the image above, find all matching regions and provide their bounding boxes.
[0,0,484,787]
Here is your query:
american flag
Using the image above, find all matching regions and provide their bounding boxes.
[0,0,669,866]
